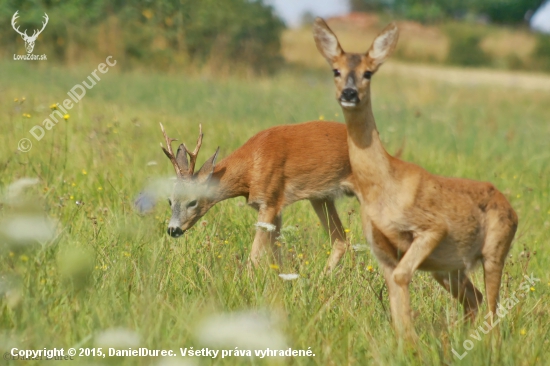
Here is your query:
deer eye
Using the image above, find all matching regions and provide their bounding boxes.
[168,198,172,206]
[333,69,341,77]
[363,71,373,80]
[187,200,198,208]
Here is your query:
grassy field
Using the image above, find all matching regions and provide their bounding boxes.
[0,58,549,366]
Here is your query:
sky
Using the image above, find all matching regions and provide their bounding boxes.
[531,0,550,33]
[267,0,351,27]
[269,1,550,33]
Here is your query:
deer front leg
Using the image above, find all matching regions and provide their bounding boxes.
[270,213,283,266]
[379,260,408,335]
[360,211,413,338]
[391,230,446,341]
[367,221,416,340]
[250,207,280,267]
[310,199,348,271]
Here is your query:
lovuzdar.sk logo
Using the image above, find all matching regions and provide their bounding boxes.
[12,10,48,61]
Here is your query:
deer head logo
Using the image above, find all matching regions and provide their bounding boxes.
[11,11,49,54]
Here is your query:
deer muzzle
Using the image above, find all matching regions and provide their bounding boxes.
[340,88,359,107]
[167,226,184,238]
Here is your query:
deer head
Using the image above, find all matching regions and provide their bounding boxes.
[159,123,220,237]
[313,18,398,110]
[12,11,49,54]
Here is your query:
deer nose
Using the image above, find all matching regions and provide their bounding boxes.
[167,226,184,238]
[341,88,359,102]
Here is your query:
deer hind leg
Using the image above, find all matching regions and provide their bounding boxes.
[310,198,347,271]
[432,270,483,321]
[250,206,281,267]
[482,207,517,315]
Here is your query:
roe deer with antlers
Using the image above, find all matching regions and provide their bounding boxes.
[11,11,49,54]
[313,18,517,339]
[157,121,357,270]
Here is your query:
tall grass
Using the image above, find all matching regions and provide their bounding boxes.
[0,61,549,365]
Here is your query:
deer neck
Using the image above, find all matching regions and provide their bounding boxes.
[342,91,393,200]
[209,153,249,203]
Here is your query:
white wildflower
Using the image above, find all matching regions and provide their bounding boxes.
[95,328,140,349]
[278,273,299,281]
[195,311,287,350]
[0,330,18,351]
[0,277,21,309]
[134,176,218,214]
[352,244,369,252]
[280,225,297,232]
[0,215,57,245]
[3,178,39,203]
[156,359,195,366]
[277,225,298,241]
[255,222,276,232]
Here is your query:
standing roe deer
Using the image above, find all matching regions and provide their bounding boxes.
[313,18,518,339]
[157,121,356,270]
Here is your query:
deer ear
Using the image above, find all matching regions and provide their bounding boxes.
[195,147,219,183]
[176,144,189,173]
[313,17,344,64]
[367,22,399,68]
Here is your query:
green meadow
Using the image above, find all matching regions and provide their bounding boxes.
[0,59,549,365]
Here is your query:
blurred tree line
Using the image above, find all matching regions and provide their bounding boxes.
[0,0,284,73]
[352,0,550,71]
[351,0,545,24]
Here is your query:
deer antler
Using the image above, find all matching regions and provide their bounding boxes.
[182,124,203,175]
[32,13,49,39]
[159,123,184,178]
[11,11,28,38]
[11,11,48,40]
